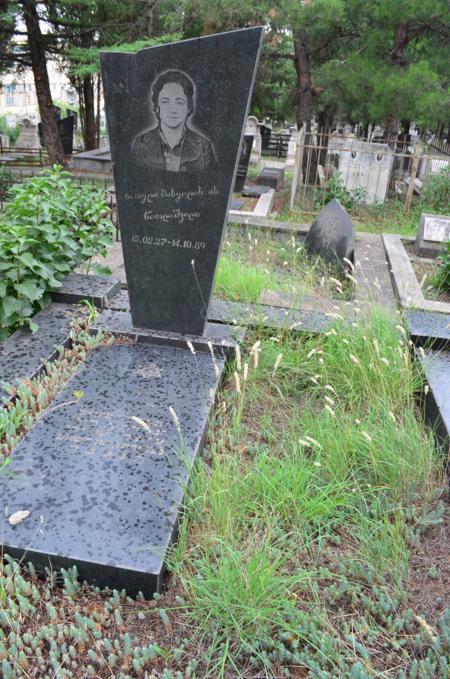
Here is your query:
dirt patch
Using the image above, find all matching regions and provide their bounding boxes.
[402,240,450,303]
[407,503,450,626]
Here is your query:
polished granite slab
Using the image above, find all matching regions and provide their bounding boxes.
[0,343,225,595]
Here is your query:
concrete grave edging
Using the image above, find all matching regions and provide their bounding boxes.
[383,233,450,314]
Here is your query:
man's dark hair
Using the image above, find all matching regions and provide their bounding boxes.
[151,70,195,116]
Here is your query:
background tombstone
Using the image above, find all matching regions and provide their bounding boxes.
[39,115,75,155]
[246,115,262,165]
[338,139,394,204]
[101,28,263,335]
[415,213,450,257]
[234,134,254,192]
[260,123,272,150]
[15,117,40,149]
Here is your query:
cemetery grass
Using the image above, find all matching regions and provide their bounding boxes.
[277,198,423,237]
[214,226,352,304]
[1,305,449,677]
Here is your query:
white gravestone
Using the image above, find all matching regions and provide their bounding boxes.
[415,213,450,257]
[15,118,41,150]
[245,115,261,165]
[287,125,297,166]
[338,140,394,205]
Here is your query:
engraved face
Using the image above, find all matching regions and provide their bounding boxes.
[158,83,189,129]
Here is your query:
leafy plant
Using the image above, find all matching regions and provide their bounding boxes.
[316,171,367,211]
[422,165,450,213]
[433,240,450,291]
[0,166,113,340]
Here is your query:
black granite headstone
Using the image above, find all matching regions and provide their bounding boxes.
[59,116,75,155]
[304,198,355,265]
[38,115,74,155]
[101,28,263,335]
[234,134,254,192]
[260,124,272,149]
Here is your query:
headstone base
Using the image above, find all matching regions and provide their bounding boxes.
[91,309,244,357]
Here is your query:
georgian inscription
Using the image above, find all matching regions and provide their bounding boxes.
[124,184,219,226]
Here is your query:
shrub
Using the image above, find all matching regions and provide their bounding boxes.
[316,171,366,211]
[422,165,450,213]
[434,240,450,291]
[0,166,113,340]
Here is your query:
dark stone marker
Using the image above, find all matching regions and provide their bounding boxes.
[101,28,263,335]
[260,124,272,149]
[304,198,355,265]
[234,134,254,192]
[59,116,75,155]
[257,167,285,189]
[38,116,75,155]
[242,184,271,197]
[0,344,225,596]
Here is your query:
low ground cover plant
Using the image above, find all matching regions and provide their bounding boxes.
[0,166,113,340]
[421,166,450,214]
[433,240,450,291]
[0,303,447,677]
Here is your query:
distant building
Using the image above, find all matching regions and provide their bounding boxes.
[0,60,77,125]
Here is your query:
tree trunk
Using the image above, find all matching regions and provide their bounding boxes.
[293,29,318,184]
[82,75,97,150]
[293,29,313,131]
[146,0,158,37]
[20,0,65,165]
[384,23,409,146]
[96,75,101,147]
[317,108,333,168]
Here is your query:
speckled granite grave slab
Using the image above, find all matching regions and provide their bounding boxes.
[209,299,333,333]
[0,343,225,596]
[92,308,244,356]
[0,304,74,399]
[52,273,121,309]
[420,349,450,453]
[107,292,333,333]
[404,309,450,349]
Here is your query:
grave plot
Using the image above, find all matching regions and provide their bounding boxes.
[0,27,263,600]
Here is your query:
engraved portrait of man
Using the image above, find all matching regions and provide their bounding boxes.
[132,69,217,172]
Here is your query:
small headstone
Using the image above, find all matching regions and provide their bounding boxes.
[101,28,263,335]
[257,167,285,189]
[241,184,270,196]
[15,118,40,149]
[230,198,245,210]
[234,134,254,192]
[415,213,450,258]
[304,198,355,265]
